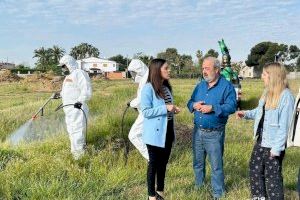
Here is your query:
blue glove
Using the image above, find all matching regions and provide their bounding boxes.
[74,102,82,109]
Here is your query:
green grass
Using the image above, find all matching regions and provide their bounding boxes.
[0,79,299,199]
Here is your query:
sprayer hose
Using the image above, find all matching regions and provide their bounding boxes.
[55,104,88,146]
[121,105,130,166]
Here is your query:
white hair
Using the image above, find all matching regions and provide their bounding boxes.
[204,56,221,69]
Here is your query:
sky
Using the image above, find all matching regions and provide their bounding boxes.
[0,0,300,66]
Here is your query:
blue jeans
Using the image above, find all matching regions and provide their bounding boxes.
[192,127,225,198]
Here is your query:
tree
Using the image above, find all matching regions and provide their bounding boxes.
[204,49,219,58]
[50,45,65,64]
[133,52,153,66]
[288,45,300,60]
[33,45,65,73]
[109,54,130,71]
[286,45,300,72]
[196,50,203,68]
[16,64,30,70]
[157,48,181,74]
[296,57,300,71]
[70,43,100,59]
[179,54,193,73]
[33,47,51,70]
[245,42,288,73]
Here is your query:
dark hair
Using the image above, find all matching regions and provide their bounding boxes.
[147,58,172,98]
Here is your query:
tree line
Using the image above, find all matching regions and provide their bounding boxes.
[245,42,300,73]
[28,41,300,75]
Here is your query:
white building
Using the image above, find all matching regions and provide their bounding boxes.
[0,62,15,70]
[239,65,260,78]
[287,72,300,79]
[77,57,118,74]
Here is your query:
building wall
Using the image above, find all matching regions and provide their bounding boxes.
[239,66,260,78]
[287,72,300,79]
[0,63,16,70]
[106,72,126,79]
[81,62,116,72]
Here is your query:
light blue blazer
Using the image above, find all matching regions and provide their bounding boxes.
[141,83,174,148]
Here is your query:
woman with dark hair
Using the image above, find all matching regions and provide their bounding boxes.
[141,58,180,200]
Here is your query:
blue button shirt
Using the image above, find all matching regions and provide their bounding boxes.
[187,76,237,129]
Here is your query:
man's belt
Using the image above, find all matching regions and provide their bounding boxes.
[199,127,223,132]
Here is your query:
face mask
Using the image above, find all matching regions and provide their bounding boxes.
[62,67,69,76]
[129,71,137,81]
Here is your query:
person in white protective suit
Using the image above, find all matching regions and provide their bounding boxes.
[128,59,149,160]
[58,55,92,160]
[287,88,300,198]
[287,87,300,147]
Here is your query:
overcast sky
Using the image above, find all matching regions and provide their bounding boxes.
[1,0,300,66]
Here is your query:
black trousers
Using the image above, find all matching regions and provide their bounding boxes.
[249,143,285,200]
[146,120,174,196]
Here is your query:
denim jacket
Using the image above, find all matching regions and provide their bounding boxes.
[244,88,295,156]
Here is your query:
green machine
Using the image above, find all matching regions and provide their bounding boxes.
[218,39,239,84]
[218,39,241,109]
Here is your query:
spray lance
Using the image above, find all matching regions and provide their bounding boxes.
[31,92,61,120]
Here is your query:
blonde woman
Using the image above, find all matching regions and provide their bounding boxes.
[236,63,295,199]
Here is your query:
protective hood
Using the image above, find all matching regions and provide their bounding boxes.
[128,59,148,83]
[59,55,78,73]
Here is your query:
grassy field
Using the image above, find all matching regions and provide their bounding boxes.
[0,78,299,200]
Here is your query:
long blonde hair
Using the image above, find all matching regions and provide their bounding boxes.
[262,63,289,109]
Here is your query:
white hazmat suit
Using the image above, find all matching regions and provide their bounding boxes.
[59,55,92,160]
[128,59,149,160]
[288,88,300,147]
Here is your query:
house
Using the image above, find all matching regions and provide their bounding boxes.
[239,65,260,78]
[287,72,300,79]
[77,57,118,74]
[0,62,15,70]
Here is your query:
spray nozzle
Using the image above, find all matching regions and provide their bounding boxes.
[51,92,61,99]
